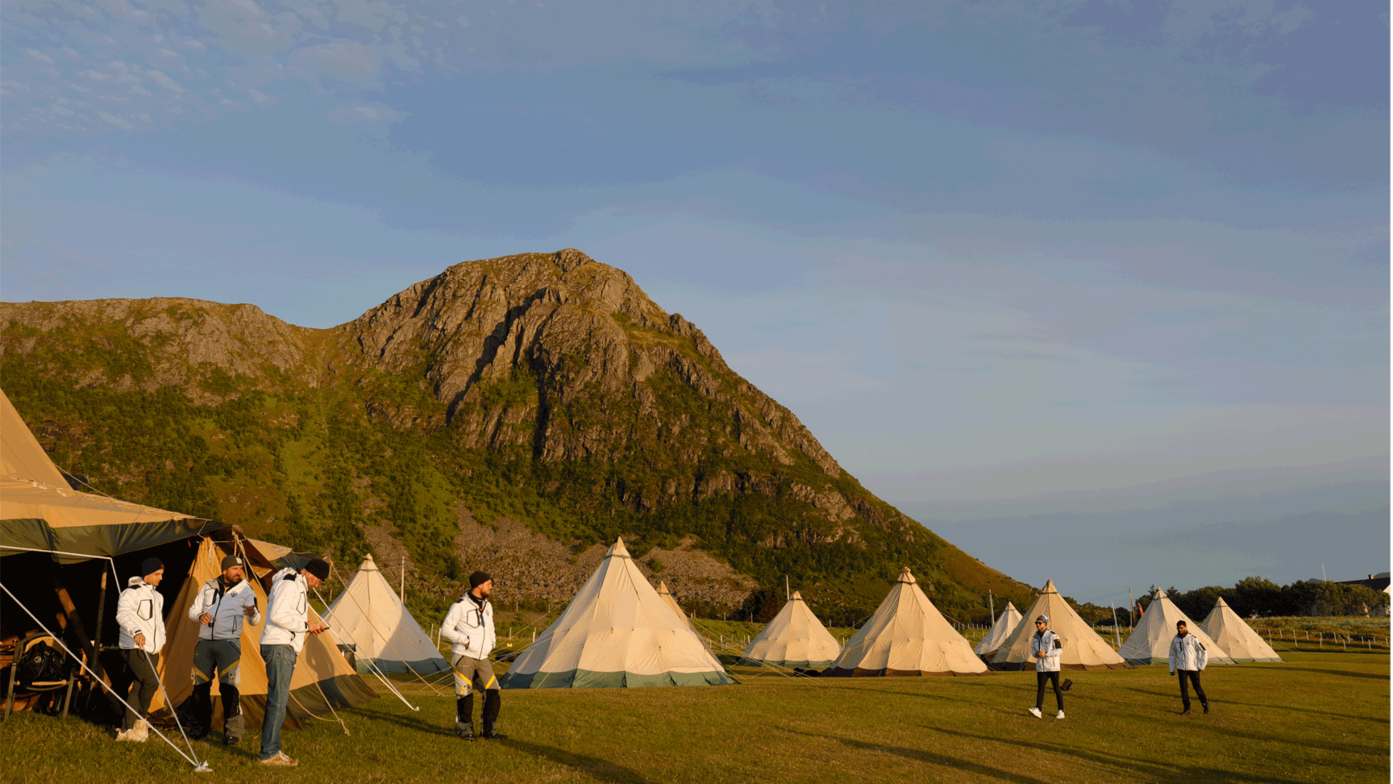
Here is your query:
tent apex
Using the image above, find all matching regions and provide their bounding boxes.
[609,537,631,558]
[1215,596,1229,607]
[791,590,803,601]
[1154,587,1168,599]
[1041,579,1057,593]
[897,567,916,584]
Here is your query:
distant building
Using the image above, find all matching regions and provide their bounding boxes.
[1337,572,1391,595]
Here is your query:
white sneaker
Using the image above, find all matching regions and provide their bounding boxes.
[131,720,149,742]
[1056,711,1065,719]
[114,729,131,742]
[260,752,299,767]
[1028,707,1042,718]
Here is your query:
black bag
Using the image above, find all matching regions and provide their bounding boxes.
[17,643,66,684]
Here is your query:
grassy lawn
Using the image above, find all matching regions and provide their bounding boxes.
[2,650,1386,783]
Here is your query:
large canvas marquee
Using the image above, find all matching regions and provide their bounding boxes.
[740,591,841,669]
[827,567,988,676]
[1117,588,1234,666]
[324,554,450,675]
[991,580,1130,670]
[500,538,733,688]
[1200,597,1281,663]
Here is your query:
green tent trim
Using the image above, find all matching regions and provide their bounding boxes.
[500,668,734,689]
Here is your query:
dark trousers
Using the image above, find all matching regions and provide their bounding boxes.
[1178,670,1207,709]
[455,690,501,728]
[120,648,160,730]
[1036,671,1063,712]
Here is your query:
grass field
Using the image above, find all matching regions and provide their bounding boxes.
[2,650,1386,784]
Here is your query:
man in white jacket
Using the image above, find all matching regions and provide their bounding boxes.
[441,571,503,741]
[1168,620,1210,715]
[258,558,330,767]
[1027,615,1065,719]
[115,557,167,742]
[186,553,261,745]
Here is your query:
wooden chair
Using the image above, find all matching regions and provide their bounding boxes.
[3,632,76,720]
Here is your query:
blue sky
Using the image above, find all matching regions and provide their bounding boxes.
[2,0,1387,602]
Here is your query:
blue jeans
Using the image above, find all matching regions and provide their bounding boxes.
[259,644,296,759]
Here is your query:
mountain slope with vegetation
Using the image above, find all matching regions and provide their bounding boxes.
[0,250,1032,624]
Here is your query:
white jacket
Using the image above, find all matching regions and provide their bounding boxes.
[1169,633,1208,674]
[187,576,261,642]
[441,593,495,659]
[260,568,313,653]
[116,577,166,654]
[1031,629,1062,672]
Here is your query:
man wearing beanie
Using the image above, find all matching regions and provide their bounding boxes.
[114,557,167,742]
[186,552,261,744]
[441,570,504,740]
[258,557,330,767]
[1027,614,1065,719]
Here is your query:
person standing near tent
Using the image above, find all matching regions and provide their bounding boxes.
[115,557,167,742]
[1027,615,1065,719]
[259,558,331,767]
[442,571,504,740]
[186,553,261,745]
[1168,619,1210,715]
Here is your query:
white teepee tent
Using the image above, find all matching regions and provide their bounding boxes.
[323,554,450,675]
[1117,588,1234,666]
[656,581,695,631]
[975,601,1023,658]
[500,538,734,688]
[740,591,841,669]
[1200,597,1282,662]
[991,580,1130,670]
[827,567,989,676]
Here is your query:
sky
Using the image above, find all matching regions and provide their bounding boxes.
[2,0,1388,604]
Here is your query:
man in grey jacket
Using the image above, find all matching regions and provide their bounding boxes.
[1027,615,1065,719]
[115,557,167,742]
[441,571,503,741]
[186,553,261,744]
[1168,620,1209,715]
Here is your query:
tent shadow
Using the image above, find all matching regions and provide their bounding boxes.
[500,738,657,784]
[1279,667,1389,681]
[350,706,455,738]
[778,727,1051,784]
[924,725,1318,784]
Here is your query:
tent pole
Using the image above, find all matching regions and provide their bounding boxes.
[84,570,110,711]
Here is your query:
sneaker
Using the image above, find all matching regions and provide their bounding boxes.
[260,752,299,767]
[1056,711,1065,720]
[1028,708,1042,719]
[132,720,149,742]
[114,729,132,742]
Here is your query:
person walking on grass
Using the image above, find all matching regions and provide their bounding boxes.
[1027,615,1065,719]
[115,557,168,742]
[259,558,331,767]
[1169,619,1209,715]
[186,553,260,745]
[442,571,505,741]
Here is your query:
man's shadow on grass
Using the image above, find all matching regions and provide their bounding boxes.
[925,725,1313,784]
[350,706,455,737]
[1103,684,1384,727]
[500,738,656,784]
[779,727,1051,784]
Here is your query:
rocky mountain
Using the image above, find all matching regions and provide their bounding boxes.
[0,250,1031,623]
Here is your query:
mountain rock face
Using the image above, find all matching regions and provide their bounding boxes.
[0,250,1030,622]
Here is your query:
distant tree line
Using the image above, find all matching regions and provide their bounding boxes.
[1116,576,1390,620]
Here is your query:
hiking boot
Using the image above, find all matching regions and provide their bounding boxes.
[224,714,245,745]
[455,721,474,740]
[480,723,507,740]
[1028,708,1042,719]
[1202,703,1209,715]
[260,752,298,767]
[1055,711,1065,720]
[1180,708,1191,716]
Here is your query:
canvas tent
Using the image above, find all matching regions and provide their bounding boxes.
[1200,597,1281,663]
[499,538,733,688]
[974,601,1023,659]
[323,554,450,675]
[827,567,988,676]
[990,580,1130,670]
[655,581,695,631]
[739,591,841,669]
[1117,588,1234,666]
[149,538,376,728]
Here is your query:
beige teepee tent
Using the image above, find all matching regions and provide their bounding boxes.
[150,538,376,728]
[324,554,450,675]
[1200,597,1281,662]
[975,601,1023,659]
[656,581,695,631]
[740,591,842,669]
[1117,588,1234,665]
[991,580,1130,670]
[827,567,988,676]
[500,538,734,688]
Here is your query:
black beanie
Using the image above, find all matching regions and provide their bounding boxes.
[469,570,491,589]
[141,557,164,578]
[305,558,330,581]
